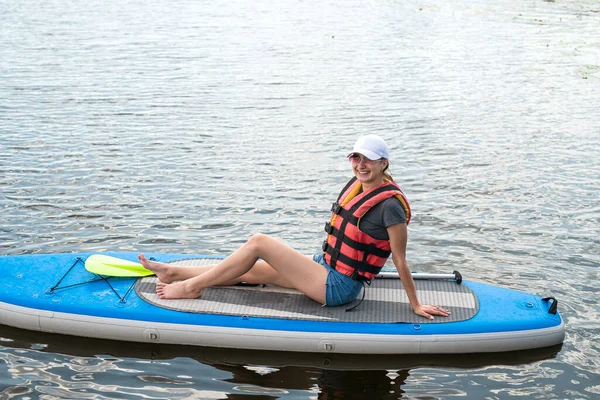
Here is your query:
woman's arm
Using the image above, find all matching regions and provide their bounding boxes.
[387,223,450,320]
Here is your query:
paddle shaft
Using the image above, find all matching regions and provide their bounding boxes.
[379,271,462,283]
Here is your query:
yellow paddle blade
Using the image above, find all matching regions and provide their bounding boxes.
[85,254,154,277]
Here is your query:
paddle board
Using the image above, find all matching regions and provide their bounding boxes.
[0,252,565,354]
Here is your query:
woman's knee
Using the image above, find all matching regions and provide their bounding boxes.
[240,260,279,284]
[245,233,271,255]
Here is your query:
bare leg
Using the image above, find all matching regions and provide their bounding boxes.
[153,233,328,303]
[139,254,294,287]
[138,255,216,283]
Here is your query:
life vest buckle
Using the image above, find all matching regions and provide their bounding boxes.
[324,222,334,234]
[349,269,366,282]
[330,202,342,214]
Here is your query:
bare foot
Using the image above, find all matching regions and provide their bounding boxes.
[156,281,202,299]
[138,253,176,283]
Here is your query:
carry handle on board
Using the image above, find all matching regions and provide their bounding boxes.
[379,270,463,284]
[542,296,558,315]
[85,254,463,283]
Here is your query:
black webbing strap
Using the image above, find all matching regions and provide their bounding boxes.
[48,256,136,303]
[324,222,390,258]
[322,244,382,275]
[49,257,86,293]
[345,279,372,312]
[329,203,358,224]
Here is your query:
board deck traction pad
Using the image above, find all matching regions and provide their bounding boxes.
[135,258,479,324]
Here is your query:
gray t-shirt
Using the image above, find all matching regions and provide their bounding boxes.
[358,197,407,240]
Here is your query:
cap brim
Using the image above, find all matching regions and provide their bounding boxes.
[349,149,381,160]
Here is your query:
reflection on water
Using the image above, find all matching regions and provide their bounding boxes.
[1,0,599,398]
[0,326,565,399]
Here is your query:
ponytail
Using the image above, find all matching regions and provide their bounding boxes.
[382,160,394,182]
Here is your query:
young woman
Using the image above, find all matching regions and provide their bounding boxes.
[139,135,450,320]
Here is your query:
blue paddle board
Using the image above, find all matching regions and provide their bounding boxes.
[0,252,565,354]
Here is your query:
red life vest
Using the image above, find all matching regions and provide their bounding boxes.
[322,177,411,281]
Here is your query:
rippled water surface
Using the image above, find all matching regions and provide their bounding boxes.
[1,0,599,398]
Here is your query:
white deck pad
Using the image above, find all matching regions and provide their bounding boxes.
[135,258,479,324]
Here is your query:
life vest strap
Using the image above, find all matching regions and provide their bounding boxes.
[344,183,402,217]
[324,222,390,258]
[350,269,372,283]
[329,204,359,229]
[345,279,371,312]
[322,240,340,260]
[336,252,382,275]
[323,242,383,275]
[330,202,359,224]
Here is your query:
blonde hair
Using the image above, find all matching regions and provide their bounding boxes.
[382,160,394,182]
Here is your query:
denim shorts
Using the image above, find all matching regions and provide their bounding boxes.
[313,254,363,307]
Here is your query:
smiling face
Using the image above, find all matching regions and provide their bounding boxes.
[348,153,388,189]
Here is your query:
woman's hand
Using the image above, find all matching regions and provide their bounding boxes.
[386,224,452,321]
[413,304,451,320]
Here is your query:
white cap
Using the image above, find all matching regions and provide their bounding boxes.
[350,135,389,160]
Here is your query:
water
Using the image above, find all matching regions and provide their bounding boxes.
[1,0,599,398]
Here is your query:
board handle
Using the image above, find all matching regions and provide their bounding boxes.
[379,270,462,284]
[542,296,558,315]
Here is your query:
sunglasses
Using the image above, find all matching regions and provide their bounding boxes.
[348,153,383,166]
